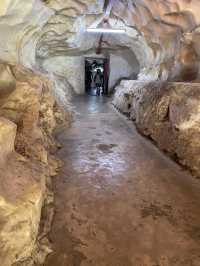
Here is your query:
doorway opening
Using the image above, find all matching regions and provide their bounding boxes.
[85,57,109,96]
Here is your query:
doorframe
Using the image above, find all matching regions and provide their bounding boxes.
[84,56,110,95]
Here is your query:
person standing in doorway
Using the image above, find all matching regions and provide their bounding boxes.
[94,69,103,96]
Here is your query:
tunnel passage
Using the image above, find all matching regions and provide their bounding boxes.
[0,0,200,266]
[44,95,200,266]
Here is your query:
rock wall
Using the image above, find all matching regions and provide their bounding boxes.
[0,64,71,266]
[0,0,200,264]
[43,56,85,95]
[0,0,200,84]
[35,0,200,83]
[0,0,199,92]
[113,80,200,178]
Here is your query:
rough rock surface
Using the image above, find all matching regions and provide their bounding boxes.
[1,0,200,93]
[0,64,71,266]
[0,0,199,265]
[113,81,200,177]
[0,136,45,266]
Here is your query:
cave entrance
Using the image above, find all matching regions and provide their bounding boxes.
[85,57,109,96]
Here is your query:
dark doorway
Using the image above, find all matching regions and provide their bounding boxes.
[85,57,109,96]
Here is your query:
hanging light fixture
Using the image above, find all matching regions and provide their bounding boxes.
[86,28,125,34]
[86,16,125,34]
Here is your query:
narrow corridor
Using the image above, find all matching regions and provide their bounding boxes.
[45,96,200,266]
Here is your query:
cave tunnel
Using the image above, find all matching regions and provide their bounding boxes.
[1,1,200,266]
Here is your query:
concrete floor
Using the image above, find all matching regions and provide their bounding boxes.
[45,96,200,266]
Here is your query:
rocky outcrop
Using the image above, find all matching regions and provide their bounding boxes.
[0,64,71,266]
[113,80,200,177]
[0,118,46,266]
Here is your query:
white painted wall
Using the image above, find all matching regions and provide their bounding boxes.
[109,50,139,89]
[42,49,139,95]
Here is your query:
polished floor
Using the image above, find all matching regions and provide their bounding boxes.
[45,95,200,266]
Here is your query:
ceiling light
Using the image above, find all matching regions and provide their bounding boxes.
[86,28,125,34]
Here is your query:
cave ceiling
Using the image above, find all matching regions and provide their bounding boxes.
[0,0,199,80]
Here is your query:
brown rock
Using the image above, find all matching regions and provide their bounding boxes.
[114,81,200,177]
[0,64,69,265]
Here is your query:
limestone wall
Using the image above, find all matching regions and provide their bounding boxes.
[0,0,200,91]
[113,80,200,178]
[0,0,200,264]
[0,64,71,266]
[0,0,200,85]
[43,56,85,94]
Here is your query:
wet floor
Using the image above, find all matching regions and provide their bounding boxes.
[45,95,200,266]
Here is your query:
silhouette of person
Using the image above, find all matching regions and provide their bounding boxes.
[94,69,103,95]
